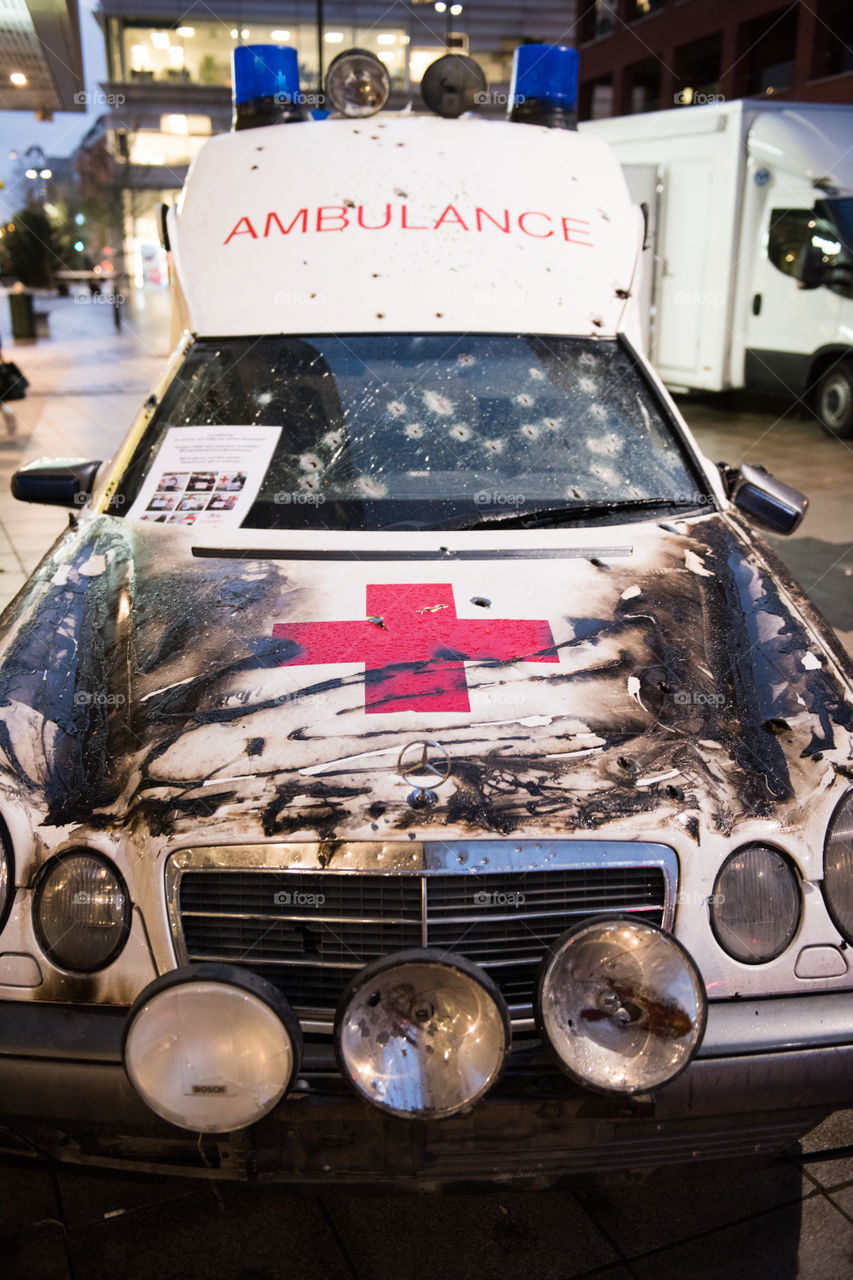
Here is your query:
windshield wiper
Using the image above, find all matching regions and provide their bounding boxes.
[440,498,709,532]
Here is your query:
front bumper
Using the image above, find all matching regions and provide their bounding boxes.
[1,993,852,1184]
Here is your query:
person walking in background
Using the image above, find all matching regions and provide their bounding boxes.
[82,254,101,298]
[0,340,29,435]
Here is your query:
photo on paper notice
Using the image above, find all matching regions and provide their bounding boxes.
[127,426,282,526]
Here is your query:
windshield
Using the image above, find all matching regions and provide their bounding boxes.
[821,197,853,255]
[116,334,709,531]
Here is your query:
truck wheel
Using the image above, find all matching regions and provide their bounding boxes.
[816,361,853,438]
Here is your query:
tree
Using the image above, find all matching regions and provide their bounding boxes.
[0,207,59,286]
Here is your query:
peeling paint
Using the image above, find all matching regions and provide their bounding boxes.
[0,511,849,864]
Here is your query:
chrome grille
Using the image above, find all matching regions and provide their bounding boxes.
[169,842,674,1024]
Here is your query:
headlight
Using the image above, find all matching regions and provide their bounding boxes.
[34,851,131,972]
[824,790,853,943]
[335,949,510,1119]
[536,918,706,1095]
[0,825,12,933]
[711,844,800,964]
[124,965,302,1133]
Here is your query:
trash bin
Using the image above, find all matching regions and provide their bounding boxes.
[8,291,35,340]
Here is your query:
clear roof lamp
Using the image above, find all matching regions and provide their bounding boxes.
[324,49,391,117]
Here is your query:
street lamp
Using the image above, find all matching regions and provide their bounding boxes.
[435,1,462,47]
[23,145,49,205]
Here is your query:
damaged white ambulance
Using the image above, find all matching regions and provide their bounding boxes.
[1,44,852,1184]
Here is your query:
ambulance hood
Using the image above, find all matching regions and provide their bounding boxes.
[0,513,850,849]
[170,115,642,340]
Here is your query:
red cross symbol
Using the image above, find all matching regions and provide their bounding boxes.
[272,583,558,714]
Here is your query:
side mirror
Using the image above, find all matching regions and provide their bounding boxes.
[795,241,829,290]
[718,462,808,535]
[12,459,103,508]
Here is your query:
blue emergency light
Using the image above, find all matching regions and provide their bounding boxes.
[509,44,579,130]
[231,44,305,131]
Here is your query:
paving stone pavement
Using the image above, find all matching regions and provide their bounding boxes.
[0,290,851,1278]
[0,288,170,613]
[1,1127,853,1280]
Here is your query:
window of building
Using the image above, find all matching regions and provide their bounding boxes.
[408,48,443,83]
[159,114,211,136]
[626,58,662,112]
[811,0,853,79]
[127,129,209,167]
[578,0,619,43]
[579,76,614,120]
[737,5,798,96]
[673,33,722,105]
[116,21,408,91]
[127,188,175,288]
[630,0,665,21]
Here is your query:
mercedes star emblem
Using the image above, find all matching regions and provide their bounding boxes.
[397,740,452,807]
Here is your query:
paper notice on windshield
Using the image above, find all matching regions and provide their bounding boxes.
[127,426,281,527]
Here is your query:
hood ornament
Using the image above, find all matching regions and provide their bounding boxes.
[397,740,452,809]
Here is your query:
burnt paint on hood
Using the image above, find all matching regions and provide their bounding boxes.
[0,513,850,843]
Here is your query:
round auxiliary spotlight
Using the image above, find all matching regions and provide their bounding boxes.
[324,48,391,118]
[123,964,302,1133]
[536,918,706,1095]
[335,949,510,1119]
[420,54,487,119]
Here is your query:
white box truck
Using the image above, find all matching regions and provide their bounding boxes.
[582,101,853,437]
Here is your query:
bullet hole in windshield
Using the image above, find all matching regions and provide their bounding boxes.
[116,335,699,531]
